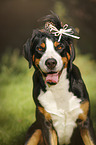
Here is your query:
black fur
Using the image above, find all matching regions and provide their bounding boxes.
[42,11,62,30]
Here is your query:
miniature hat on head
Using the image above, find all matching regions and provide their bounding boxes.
[43,11,80,42]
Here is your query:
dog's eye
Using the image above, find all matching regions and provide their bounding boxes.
[36,47,45,53]
[57,46,62,50]
[38,48,43,51]
[56,45,64,53]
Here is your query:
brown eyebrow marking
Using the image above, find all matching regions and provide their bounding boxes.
[54,41,60,47]
[40,43,45,48]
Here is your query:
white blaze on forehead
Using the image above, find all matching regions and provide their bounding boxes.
[39,38,63,73]
[46,38,56,55]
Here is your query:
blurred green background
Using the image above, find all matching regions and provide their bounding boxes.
[0,0,96,145]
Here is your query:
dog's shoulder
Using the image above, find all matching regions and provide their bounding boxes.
[70,64,82,80]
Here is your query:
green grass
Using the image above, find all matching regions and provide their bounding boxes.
[0,50,35,145]
[0,49,96,145]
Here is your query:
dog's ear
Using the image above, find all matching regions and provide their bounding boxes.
[23,29,39,68]
[67,38,75,71]
[23,38,32,68]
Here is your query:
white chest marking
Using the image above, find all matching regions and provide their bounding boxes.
[38,69,83,145]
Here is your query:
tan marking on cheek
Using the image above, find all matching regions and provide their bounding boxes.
[54,41,60,47]
[32,55,35,62]
[62,57,68,68]
[67,53,70,61]
[27,129,42,145]
[40,43,45,48]
[69,44,72,52]
[38,106,51,121]
[78,101,89,121]
[35,58,40,67]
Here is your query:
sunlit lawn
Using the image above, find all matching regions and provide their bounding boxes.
[0,50,96,145]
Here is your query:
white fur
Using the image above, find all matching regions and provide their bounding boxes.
[38,69,83,145]
[39,38,63,73]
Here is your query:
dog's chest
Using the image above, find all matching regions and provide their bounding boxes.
[38,69,82,145]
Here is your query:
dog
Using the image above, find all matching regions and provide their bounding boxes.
[23,12,96,145]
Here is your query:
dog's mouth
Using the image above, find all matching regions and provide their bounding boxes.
[45,72,59,84]
[43,71,62,85]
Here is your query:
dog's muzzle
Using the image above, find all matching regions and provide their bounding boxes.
[44,58,59,84]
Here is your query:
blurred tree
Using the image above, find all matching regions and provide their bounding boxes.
[59,0,96,58]
[0,0,54,55]
[0,0,96,58]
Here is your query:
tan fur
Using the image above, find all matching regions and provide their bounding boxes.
[80,129,94,145]
[32,54,35,62]
[40,43,45,48]
[54,41,60,47]
[62,57,68,68]
[27,129,42,145]
[67,52,70,61]
[50,129,58,145]
[35,58,40,67]
[79,101,89,121]
[38,106,51,121]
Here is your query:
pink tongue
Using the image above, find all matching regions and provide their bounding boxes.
[45,73,59,84]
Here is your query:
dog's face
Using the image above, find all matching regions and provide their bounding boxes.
[23,30,75,85]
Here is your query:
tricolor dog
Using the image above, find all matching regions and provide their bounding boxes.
[23,13,96,145]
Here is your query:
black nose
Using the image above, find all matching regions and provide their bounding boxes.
[45,58,57,69]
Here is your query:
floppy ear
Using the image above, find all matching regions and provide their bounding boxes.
[23,29,40,68]
[23,38,32,68]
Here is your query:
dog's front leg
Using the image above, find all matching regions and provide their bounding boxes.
[80,126,95,145]
[37,106,58,145]
[77,100,96,145]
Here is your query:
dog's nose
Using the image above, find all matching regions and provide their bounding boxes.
[45,58,57,69]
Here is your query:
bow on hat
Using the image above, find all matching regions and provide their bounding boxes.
[45,22,80,42]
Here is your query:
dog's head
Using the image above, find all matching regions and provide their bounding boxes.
[23,12,79,85]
